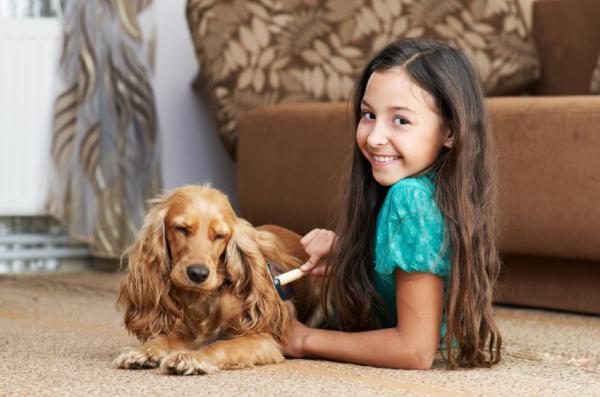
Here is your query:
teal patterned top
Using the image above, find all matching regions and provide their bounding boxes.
[373,172,451,337]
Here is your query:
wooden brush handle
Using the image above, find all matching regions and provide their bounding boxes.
[275,268,306,286]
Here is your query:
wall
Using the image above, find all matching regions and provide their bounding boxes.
[154,0,238,209]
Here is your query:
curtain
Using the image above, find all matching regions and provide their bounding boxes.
[48,0,161,258]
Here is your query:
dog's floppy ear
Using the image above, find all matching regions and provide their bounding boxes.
[224,218,292,341]
[117,195,182,342]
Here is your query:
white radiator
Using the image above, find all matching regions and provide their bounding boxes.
[0,17,62,215]
[0,17,88,273]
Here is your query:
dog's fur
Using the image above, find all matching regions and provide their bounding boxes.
[113,185,322,375]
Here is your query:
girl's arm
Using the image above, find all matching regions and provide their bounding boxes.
[286,270,444,370]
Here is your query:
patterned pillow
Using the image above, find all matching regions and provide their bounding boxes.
[591,55,600,94]
[186,0,540,157]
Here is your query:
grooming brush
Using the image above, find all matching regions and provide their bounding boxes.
[266,261,307,300]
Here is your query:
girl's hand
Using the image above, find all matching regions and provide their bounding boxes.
[282,317,310,358]
[299,228,336,277]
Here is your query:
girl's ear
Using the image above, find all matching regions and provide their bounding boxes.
[442,127,454,148]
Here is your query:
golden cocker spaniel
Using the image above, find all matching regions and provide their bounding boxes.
[113,185,322,375]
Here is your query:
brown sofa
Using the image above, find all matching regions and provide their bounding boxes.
[235,0,600,315]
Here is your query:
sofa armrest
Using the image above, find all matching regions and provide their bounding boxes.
[489,96,600,260]
[237,97,600,261]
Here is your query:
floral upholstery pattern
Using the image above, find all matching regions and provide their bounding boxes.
[186,0,539,157]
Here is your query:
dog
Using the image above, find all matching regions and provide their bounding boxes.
[113,185,323,375]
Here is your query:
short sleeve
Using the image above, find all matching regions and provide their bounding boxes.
[375,184,450,278]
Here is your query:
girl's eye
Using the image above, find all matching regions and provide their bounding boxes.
[393,116,410,126]
[360,111,375,120]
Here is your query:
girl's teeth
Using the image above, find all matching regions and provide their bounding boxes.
[373,155,399,163]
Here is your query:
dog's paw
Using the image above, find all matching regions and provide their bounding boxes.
[113,347,163,370]
[159,352,219,376]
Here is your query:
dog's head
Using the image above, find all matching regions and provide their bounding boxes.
[161,186,236,293]
[118,185,292,342]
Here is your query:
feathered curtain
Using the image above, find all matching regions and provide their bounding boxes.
[48,0,161,258]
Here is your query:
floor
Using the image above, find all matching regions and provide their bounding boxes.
[1,264,599,396]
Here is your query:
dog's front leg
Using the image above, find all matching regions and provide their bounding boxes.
[114,334,194,369]
[160,333,283,375]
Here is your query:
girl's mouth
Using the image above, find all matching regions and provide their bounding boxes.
[372,154,401,164]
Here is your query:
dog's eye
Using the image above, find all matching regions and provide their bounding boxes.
[174,225,190,236]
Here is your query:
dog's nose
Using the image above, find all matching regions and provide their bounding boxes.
[186,265,210,284]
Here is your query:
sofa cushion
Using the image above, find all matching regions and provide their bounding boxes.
[186,0,539,157]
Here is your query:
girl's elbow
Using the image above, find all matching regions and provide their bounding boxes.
[403,346,437,370]
[390,330,437,369]
[411,350,436,370]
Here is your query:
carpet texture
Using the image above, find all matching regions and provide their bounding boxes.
[0,271,599,396]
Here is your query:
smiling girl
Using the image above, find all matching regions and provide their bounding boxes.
[283,39,502,370]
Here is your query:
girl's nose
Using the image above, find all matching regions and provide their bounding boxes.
[366,123,388,148]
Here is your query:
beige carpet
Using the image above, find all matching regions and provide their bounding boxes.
[0,271,599,397]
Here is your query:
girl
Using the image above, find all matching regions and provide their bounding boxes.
[283,39,502,369]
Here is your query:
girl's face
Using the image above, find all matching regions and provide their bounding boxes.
[356,68,453,186]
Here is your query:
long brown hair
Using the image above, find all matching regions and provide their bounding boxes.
[323,39,502,369]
